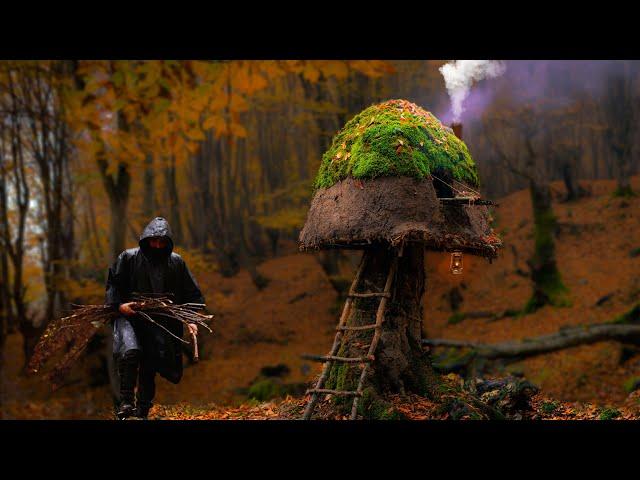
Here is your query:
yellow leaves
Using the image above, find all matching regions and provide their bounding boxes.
[249,71,269,92]
[349,60,395,78]
[66,59,395,182]
[153,97,171,112]
[185,140,201,154]
[319,61,349,79]
[254,206,308,231]
[202,114,226,133]
[229,94,249,113]
[111,70,124,87]
[185,128,205,142]
[229,123,248,138]
[302,64,320,82]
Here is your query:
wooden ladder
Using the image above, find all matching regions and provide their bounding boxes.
[302,249,398,420]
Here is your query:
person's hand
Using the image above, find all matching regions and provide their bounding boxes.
[187,323,198,337]
[119,302,138,316]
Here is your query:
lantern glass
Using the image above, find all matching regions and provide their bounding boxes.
[450,251,463,275]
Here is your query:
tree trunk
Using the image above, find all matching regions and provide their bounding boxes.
[163,155,182,244]
[98,159,131,262]
[424,304,640,367]
[525,178,569,312]
[142,153,156,220]
[425,324,640,361]
[562,162,577,201]
[324,243,438,418]
[110,192,129,262]
[615,146,634,196]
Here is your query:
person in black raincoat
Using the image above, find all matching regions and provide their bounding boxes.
[105,217,204,419]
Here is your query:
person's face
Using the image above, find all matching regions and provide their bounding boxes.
[149,237,168,249]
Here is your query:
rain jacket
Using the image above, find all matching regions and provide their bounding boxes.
[105,217,204,383]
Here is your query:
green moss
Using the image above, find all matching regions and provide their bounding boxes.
[247,379,284,402]
[613,186,636,198]
[612,304,640,324]
[325,342,359,410]
[599,407,621,420]
[624,376,640,394]
[314,99,479,190]
[524,207,570,313]
[540,400,559,415]
[432,348,476,373]
[357,387,404,420]
[447,312,466,325]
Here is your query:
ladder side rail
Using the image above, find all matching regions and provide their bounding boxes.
[350,254,398,419]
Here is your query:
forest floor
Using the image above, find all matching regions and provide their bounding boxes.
[2,175,640,420]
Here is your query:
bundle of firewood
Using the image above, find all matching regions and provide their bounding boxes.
[28,294,213,389]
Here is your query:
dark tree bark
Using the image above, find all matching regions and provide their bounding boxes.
[424,304,640,368]
[425,324,640,361]
[98,159,131,262]
[20,61,75,324]
[0,66,33,364]
[142,153,156,220]
[484,108,569,314]
[525,176,568,312]
[187,134,211,251]
[324,244,438,417]
[602,62,637,197]
[163,155,183,244]
[561,162,579,202]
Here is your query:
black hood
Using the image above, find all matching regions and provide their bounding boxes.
[139,217,174,256]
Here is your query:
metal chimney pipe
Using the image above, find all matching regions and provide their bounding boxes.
[451,122,462,140]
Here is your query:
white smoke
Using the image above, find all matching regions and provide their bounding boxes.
[439,60,506,122]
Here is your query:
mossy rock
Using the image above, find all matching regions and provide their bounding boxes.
[315,99,479,190]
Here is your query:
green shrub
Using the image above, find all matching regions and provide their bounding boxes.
[247,379,284,402]
[599,407,621,420]
[540,401,559,415]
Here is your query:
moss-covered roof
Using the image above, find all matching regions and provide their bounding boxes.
[315,99,479,190]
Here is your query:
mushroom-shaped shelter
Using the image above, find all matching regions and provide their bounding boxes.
[299,100,502,420]
[299,99,501,258]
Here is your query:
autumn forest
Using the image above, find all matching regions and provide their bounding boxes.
[1,60,639,420]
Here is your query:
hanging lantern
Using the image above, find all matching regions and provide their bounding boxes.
[450,251,463,275]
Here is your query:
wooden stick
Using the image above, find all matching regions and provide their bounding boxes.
[190,329,199,362]
[348,292,391,298]
[306,389,362,397]
[301,354,373,363]
[337,324,378,331]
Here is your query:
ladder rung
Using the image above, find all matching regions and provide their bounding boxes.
[303,354,374,363]
[337,324,378,331]
[348,292,390,298]
[306,389,362,397]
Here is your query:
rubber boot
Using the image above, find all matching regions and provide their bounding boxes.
[134,361,156,419]
[116,349,140,420]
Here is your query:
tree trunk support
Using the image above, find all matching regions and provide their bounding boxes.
[302,249,397,420]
